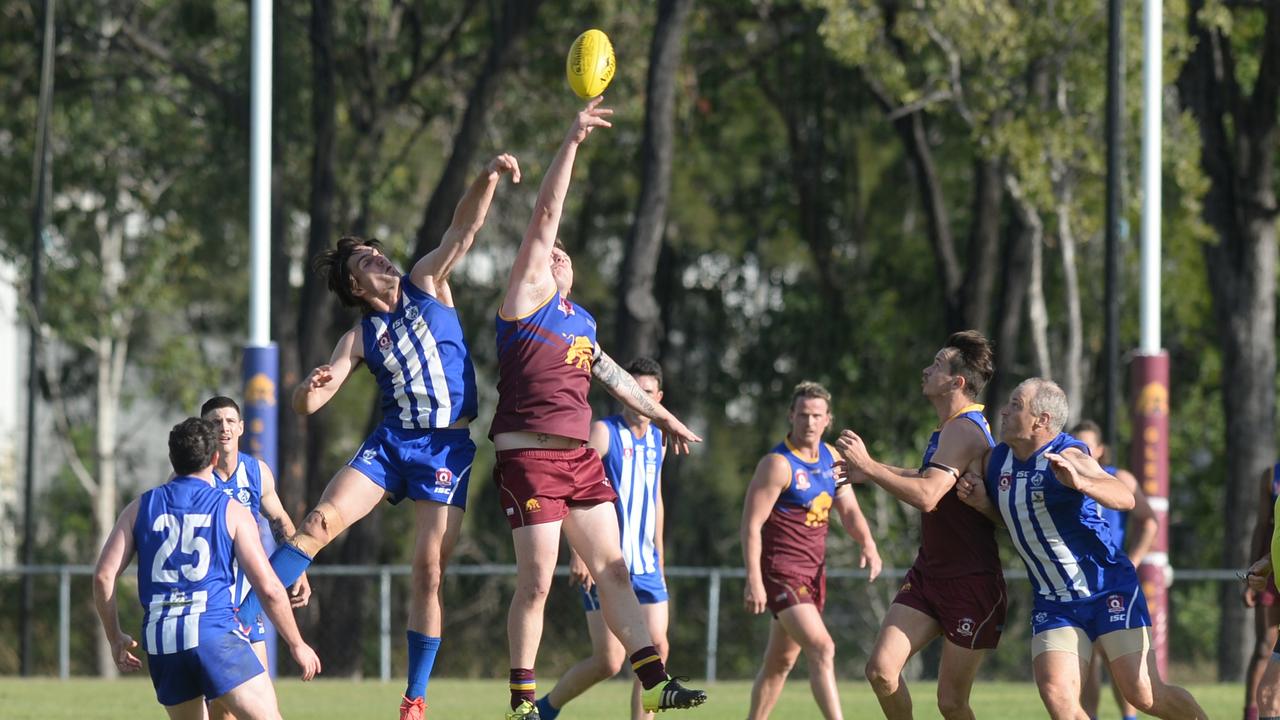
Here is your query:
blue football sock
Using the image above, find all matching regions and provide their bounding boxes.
[1123,716,1138,720]
[535,695,560,720]
[405,631,441,700]
[236,543,313,624]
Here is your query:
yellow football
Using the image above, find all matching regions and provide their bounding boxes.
[566,29,615,99]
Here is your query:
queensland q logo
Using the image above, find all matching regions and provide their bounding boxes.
[245,373,276,406]
[1107,594,1124,612]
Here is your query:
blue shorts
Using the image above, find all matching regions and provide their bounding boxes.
[241,613,267,643]
[147,629,263,705]
[581,571,669,611]
[1031,582,1151,641]
[348,426,474,509]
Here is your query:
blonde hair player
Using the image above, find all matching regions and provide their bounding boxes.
[741,381,882,720]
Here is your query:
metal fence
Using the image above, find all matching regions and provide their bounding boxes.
[0,564,1245,682]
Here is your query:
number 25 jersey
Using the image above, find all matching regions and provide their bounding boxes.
[134,476,240,655]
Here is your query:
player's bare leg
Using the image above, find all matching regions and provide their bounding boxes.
[409,502,464,636]
[546,609,627,709]
[1257,656,1280,717]
[562,503,655,652]
[1106,632,1207,720]
[1247,606,1280,718]
[748,619,801,720]
[1032,648,1089,720]
[1080,646,1104,718]
[401,501,464,717]
[214,671,285,720]
[207,625,275,720]
[865,603,943,719]
[290,466,387,556]
[775,603,842,720]
[164,696,211,720]
[936,640,986,720]
[508,521,563,668]
[630,601,669,720]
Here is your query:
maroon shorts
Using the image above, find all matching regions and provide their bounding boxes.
[494,447,616,529]
[893,566,1007,650]
[763,564,826,616]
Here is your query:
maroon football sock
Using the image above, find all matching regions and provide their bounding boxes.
[509,668,535,710]
[629,647,668,690]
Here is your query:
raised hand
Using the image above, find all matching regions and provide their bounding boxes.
[486,153,522,184]
[834,429,874,473]
[566,96,613,145]
[303,365,334,392]
[1044,452,1081,490]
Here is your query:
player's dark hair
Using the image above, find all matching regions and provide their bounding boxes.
[944,330,995,400]
[1071,419,1103,438]
[625,357,663,391]
[313,235,384,311]
[790,381,832,412]
[1070,419,1109,462]
[199,396,241,420]
[169,418,219,476]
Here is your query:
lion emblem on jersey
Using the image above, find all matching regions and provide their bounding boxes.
[564,336,595,371]
[805,491,832,527]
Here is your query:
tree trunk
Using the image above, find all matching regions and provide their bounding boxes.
[1006,176,1051,380]
[989,211,1032,429]
[961,157,1004,335]
[1055,176,1083,426]
[1177,0,1280,681]
[614,0,692,361]
[410,0,546,258]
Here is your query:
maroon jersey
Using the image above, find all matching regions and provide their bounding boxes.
[491,291,598,442]
[913,406,1002,578]
[762,440,839,578]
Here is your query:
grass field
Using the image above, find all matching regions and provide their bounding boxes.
[0,677,1243,719]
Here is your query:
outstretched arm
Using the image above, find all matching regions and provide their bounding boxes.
[500,98,613,319]
[92,499,142,674]
[591,349,700,454]
[835,422,987,512]
[410,154,521,293]
[833,485,881,581]
[1047,449,1135,510]
[293,325,364,415]
[741,455,789,615]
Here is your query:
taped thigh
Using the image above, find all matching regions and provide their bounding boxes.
[1032,625,1090,659]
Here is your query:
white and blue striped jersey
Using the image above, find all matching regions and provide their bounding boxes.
[362,275,478,430]
[984,433,1136,602]
[600,416,664,575]
[212,456,262,606]
[134,476,240,655]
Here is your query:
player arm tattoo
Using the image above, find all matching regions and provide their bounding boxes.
[592,350,664,420]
